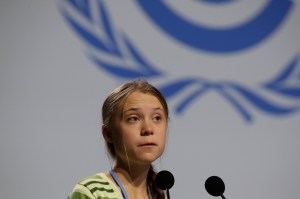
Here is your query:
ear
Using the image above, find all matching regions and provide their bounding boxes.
[102,125,113,143]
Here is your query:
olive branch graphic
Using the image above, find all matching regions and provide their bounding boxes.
[59,0,300,123]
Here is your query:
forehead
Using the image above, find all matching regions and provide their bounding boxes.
[123,91,163,109]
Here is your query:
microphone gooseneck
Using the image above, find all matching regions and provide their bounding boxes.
[205,176,226,199]
[155,170,174,199]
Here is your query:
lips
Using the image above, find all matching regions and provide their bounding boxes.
[139,142,156,147]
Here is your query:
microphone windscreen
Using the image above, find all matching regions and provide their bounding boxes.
[155,170,175,190]
[205,176,225,197]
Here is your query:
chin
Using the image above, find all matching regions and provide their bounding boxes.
[142,156,161,164]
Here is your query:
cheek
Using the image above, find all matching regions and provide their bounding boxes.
[158,127,167,145]
[118,125,139,144]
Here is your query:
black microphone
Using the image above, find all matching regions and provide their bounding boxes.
[205,176,226,199]
[155,170,174,199]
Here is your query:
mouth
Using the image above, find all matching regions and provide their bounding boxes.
[139,142,156,147]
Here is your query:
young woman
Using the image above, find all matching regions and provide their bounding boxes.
[68,80,169,199]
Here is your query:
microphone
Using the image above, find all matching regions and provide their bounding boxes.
[205,176,226,199]
[155,170,174,199]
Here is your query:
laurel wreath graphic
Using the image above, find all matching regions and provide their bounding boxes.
[59,0,300,123]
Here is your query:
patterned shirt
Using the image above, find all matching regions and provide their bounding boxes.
[68,173,123,199]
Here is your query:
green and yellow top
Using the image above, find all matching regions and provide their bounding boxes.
[68,173,123,199]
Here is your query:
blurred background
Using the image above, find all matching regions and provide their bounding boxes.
[1,1,299,198]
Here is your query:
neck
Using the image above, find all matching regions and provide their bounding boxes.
[109,159,154,199]
[113,163,150,188]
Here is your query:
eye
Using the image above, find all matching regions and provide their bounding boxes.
[153,115,162,122]
[127,116,139,122]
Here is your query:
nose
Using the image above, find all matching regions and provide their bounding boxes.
[141,119,154,136]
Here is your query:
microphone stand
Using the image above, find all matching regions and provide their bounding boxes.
[221,194,226,199]
[166,189,170,199]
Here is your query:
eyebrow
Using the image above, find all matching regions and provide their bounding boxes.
[123,107,163,114]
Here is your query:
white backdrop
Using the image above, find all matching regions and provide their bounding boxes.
[1,1,300,199]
